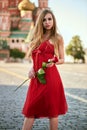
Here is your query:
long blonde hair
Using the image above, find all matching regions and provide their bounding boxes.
[28,9,61,57]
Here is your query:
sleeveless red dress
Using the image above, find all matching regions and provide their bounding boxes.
[22,40,68,118]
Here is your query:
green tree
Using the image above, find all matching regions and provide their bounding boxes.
[0,39,9,50]
[10,48,25,59]
[65,35,85,63]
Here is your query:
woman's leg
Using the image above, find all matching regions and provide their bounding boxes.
[22,117,34,130]
[49,117,58,130]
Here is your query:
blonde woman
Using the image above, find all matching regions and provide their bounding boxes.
[22,9,68,130]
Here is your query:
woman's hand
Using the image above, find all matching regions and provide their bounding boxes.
[28,67,35,79]
[24,54,29,60]
[46,62,55,67]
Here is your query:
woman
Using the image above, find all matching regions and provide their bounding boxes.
[22,9,68,130]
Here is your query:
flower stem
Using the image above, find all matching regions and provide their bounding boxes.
[14,78,29,92]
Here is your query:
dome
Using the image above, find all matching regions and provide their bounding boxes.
[18,0,36,11]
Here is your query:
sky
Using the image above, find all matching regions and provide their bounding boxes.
[31,0,87,48]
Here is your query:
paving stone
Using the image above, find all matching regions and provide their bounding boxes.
[0,63,87,130]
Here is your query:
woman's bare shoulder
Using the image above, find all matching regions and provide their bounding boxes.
[57,34,64,45]
[57,34,63,40]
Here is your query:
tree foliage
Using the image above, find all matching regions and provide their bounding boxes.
[65,35,85,63]
[10,48,25,59]
[0,39,9,50]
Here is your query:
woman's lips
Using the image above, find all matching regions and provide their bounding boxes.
[46,25,50,28]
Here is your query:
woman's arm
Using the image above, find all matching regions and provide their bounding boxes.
[46,36,64,67]
[56,36,64,65]
[28,67,35,79]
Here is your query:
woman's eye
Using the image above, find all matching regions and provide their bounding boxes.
[48,18,52,20]
[43,18,46,22]
[43,17,52,22]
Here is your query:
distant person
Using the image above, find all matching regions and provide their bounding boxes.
[22,9,68,130]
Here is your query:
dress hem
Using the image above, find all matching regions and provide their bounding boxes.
[22,111,67,119]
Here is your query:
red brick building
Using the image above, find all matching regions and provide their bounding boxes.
[0,0,48,52]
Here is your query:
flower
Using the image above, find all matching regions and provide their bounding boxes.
[36,67,46,84]
[14,56,58,91]
[48,56,58,63]
[36,56,58,84]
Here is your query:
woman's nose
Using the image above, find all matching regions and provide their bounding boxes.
[46,19,49,24]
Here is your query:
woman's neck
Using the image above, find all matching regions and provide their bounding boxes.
[43,31,51,41]
[45,30,51,35]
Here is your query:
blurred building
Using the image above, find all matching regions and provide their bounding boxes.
[0,0,48,52]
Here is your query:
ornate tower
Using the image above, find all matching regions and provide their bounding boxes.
[8,0,22,30]
[18,0,35,31]
[8,0,21,17]
[0,0,9,11]
[38,0,48,8]
[0,0,11,37]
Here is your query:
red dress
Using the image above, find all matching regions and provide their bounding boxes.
[22,40,68,118]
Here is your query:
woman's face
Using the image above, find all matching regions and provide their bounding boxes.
[43,13,53,30]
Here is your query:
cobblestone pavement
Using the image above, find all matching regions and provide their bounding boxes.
[0,62,87,130]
